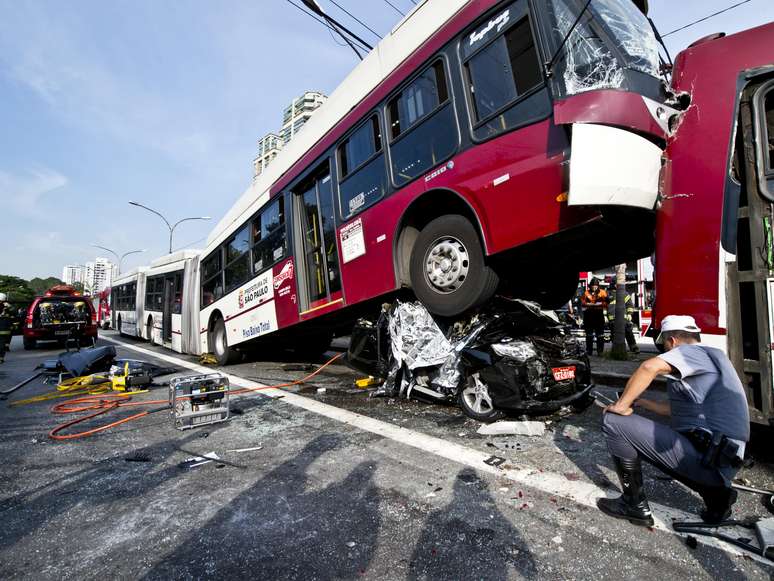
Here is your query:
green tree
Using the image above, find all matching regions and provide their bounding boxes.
[0,275,35,304]
[27,276,64,295]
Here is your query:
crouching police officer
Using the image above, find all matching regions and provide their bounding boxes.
[0,293,13,364]
[598,315,749,526]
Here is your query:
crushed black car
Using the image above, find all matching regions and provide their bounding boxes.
[347,298,593,422]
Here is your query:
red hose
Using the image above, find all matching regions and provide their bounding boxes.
[48,353,344,440]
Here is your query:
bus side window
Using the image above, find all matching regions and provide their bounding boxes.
[338,115,386,219]
[224,225,251,291]
[251,196,287,273]
[201,250,223,307]
[387,60,458,187]
[462,10,547,140]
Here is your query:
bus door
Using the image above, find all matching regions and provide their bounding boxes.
[295,171,343,315]
[728,74,774,423]
[162,274,174,343]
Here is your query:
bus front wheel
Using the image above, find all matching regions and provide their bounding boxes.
[210,318,239,366]
[409,215,498,317]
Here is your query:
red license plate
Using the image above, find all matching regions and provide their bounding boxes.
[552,366,576,381]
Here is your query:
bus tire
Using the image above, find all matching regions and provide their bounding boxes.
[210,317,239,366]
[409,214,498,317]
[146,316,155,345]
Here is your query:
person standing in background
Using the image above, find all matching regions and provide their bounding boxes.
[581,278,607,355]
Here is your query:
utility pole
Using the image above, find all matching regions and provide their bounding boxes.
[128,201,211,254]
[91,245,146,276]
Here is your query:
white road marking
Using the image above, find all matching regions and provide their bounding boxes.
[100,335,767,563]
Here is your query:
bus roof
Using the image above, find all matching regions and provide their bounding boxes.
[113,266,148,284]
[204,0,469,252]
[149,249,201,269]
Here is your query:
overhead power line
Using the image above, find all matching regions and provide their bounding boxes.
[661,0,753,37]
[382,0,406,17]
[282,0,372,52]
[329,0,383,40]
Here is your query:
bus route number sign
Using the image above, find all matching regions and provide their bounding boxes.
[340,218,366,264]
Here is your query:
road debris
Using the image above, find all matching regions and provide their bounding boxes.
[227,446,264,453]
[180,452,220,469]
[486,441,526,451]
[477,421,545,437]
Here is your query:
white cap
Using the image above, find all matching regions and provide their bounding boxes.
[656,315,701,344]
[0,293,6,302]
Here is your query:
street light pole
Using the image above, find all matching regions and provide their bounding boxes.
[128,201,211,254]
[91,245,146,275]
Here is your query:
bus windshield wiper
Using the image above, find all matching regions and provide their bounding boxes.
[544,0,593,78]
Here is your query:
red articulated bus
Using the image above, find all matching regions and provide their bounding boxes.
[653,22,774,424]
[188,0,681,364]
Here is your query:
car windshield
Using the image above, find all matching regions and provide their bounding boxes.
[545,0,660,96]
[35,298,91,325]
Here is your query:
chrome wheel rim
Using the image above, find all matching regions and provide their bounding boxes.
[462,374,495,415]
[424,236,469,294]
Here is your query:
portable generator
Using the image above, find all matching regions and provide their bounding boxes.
[169,373,229,430]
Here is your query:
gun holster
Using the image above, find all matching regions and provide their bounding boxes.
[684,428,744,470]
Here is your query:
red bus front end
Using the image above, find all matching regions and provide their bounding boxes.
[654,23,774,423]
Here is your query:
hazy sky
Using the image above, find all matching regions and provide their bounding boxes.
[1,0,772,279]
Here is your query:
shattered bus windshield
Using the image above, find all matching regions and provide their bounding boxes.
[542,0,660,96]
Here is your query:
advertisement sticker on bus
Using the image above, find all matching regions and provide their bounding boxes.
[273,260,295,297]
[340,218,366,264]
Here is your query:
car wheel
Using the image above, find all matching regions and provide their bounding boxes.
[458,373,505,423]
[23,337,37,350]
[409,215,498,317]
[210,317,239,366]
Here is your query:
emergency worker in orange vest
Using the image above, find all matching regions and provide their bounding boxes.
[581,278,608,355]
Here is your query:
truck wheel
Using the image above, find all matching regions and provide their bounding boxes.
[458,373,505,423]
[23,337,37,350]
[210,317,239,366]
[409,215,498,317]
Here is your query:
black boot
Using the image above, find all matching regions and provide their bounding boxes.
[698,486,737,523]
[597,456,654,527]
[586,336,594,355]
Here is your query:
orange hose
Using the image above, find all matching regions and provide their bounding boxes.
[47,353,344,440]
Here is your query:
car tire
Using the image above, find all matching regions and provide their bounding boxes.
[409,215,498,317]
[458,373,505,423]
[23,337,37,350]
[210,317,239,366]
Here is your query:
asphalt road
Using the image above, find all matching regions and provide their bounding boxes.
[1,332,773,580]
